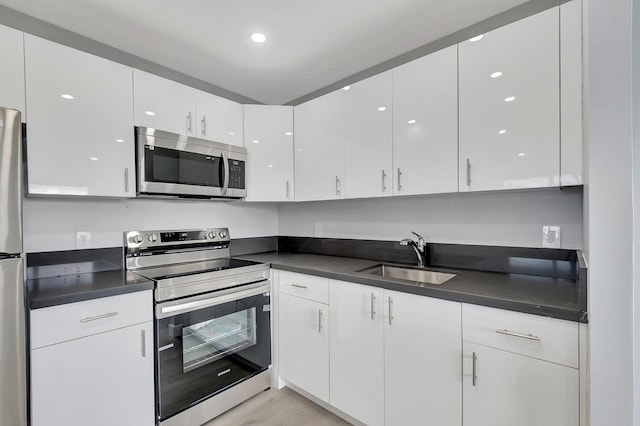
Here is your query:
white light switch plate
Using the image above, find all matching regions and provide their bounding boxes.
[542,226,561,248]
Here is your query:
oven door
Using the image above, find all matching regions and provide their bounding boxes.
[155,282,271,422]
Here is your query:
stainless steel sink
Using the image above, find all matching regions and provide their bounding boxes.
[360,264,456,285]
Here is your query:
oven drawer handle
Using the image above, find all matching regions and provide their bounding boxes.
[80,312,118,323]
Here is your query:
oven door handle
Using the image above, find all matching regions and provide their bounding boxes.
[156,281,269,319]
[221,151,230,196]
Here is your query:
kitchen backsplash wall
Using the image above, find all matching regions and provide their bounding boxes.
[23,198,278,252]
[277,188,583,249]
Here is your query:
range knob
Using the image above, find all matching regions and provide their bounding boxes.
[133,235,143,244]
[208,231,215,239]
[219,230,227,239]
[148,234,158,243]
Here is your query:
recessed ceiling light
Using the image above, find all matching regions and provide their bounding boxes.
[228,131,235,135]
[504,96,516,103]
[285,132,293,136]
[518,152,525,157]
[296,148,302,152]
[268,164,273,168]
[251,33,266,43]
[116,139,125,143]
[469,35,484,42]
[498,130,506,135]
[61,94,74,100]
[408,119,416,124]
[252,140,260,144]
[378,106,387,112]
[491,71,503,79]
[145,111,156,116]
[90,157,98,161]
[342,86,351,91]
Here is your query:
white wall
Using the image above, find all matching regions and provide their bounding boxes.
[278,188,583,248]
[23,197,278,252]
[584,0,635,424]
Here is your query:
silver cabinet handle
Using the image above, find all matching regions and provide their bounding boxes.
[495,329,541,341]
[291,284,307,289]
[370,292,376,319]
[141,329,146,357]
[201,115,207,136]
[472,352,478,386]
[187,112,192,134]
[318,309,323,333]
[382,169,387,192]
[388,296,393,325]
[397,168,402,191]
[335,176,341,196]
[124,168,129,193]
[286,180,290,199]
[466,158,471,187]
[80,312,118,323]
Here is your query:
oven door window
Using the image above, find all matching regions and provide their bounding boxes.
[144,145,223,187]
[156,291,270,422]
[182,308,257,373]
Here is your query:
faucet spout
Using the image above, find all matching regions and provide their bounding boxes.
[400,232,427,267]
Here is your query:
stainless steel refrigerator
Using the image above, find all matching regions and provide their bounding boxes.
[0,107,26,425]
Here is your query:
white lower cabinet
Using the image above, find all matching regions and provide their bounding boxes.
[384,290,462,426]
[330,280,385,426]
[30,291,154,426]
[279,293,329,402]
[463,342,579,426]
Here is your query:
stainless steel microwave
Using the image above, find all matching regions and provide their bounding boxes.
[135,127,247,199]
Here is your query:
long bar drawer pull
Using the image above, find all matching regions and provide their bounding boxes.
[495,329,541,341]
[472,352,478,387]
[80,312,118,323]
[291,284,308,289]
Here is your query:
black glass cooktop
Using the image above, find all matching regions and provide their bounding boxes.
[132,257,264,281]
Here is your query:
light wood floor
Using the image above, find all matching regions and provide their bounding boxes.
[205,387,352,426]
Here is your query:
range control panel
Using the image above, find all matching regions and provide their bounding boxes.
[125,227,230,250]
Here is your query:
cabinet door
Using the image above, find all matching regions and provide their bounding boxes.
[384,290,462,426]
[343,72,392,198]
[294,90,345,201]
[133,69,195,136]
[393,46,458,195]
[24,35,134,197]
[279,293,329,402]
[244,105,294,201]
[463,342,579,426]
[459,8,560,191]
[329,280,384,426]
[0,24,25,120]
[195,90,243,146]
[31,322,154,426]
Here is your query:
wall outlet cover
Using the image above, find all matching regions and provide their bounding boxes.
[542,226,561,248]
[76,231,91,249]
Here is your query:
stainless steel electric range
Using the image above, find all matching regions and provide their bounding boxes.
[125,228,271,426]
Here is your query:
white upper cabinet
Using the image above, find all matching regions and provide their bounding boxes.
[560,0,583,186]
[244,105,294,202]
[24,35,135,197]
[0,25,25,120]
[195,90,243,146]
[294,89,345,201]
[133,70,196,136]
[393,46,458,196]
[459,8,560,192]
[343,72,393,199]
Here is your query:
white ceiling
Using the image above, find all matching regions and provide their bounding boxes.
[0,0,529,104]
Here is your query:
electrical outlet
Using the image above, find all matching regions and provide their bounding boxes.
[542,226,561,248]
[314,223,323,237]
[76,231,91,249]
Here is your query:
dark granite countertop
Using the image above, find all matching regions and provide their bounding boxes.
[27,269,154,309]
[237,252,583,322]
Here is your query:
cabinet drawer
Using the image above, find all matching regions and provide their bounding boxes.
[31,291,152,349]
[462,304,578,368]
[279,271,329,304]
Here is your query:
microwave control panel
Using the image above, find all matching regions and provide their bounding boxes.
[229,160,245,189]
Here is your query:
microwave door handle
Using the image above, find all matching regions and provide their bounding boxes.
[221,151,230,195]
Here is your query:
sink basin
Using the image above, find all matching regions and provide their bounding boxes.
[359,264,456,285]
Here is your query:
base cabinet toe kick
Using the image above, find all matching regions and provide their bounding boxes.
[275,270,586,426]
